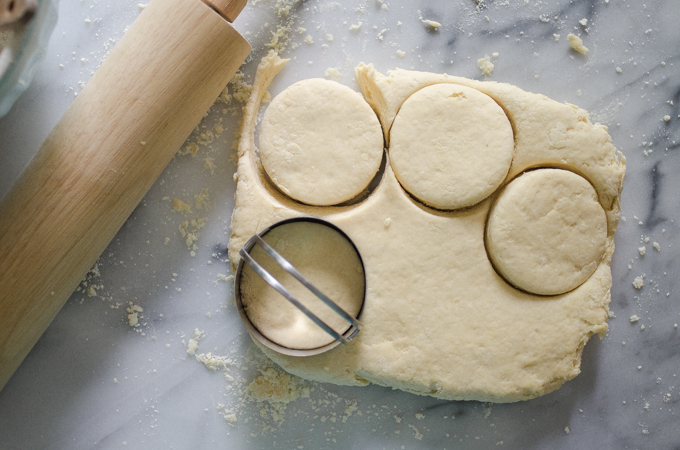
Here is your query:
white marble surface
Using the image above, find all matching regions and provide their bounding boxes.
[1,0,679,448]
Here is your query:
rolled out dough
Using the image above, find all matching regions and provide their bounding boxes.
[486,169,608,296]
[228,52,625,403]
[389,83,514,210]
[258,78,384,206]
[240,221,365,350]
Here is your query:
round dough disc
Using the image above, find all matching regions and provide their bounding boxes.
[240,221,365,350]
[389,83,514,210]
[259,78,384,206]
[486,169,608,296]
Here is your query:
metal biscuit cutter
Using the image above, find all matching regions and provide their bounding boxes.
[234,217,365,357]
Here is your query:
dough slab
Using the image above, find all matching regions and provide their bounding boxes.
[228,52,625,403]
[258,78,384,206]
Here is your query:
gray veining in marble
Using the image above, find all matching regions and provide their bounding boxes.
[1,0,679,449]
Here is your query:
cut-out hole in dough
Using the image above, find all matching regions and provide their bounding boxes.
[258,78,384,206]
[485,168,608,296]
[389,83,514,210]
[239,221,365,350]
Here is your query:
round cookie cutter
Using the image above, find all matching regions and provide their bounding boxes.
[234,217,365,357]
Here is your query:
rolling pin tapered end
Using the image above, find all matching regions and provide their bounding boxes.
[202,0,247,22]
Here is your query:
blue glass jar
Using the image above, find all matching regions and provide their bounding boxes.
[0,0,58,117]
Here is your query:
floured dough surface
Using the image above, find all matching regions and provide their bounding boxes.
[486,169,608,296]
[228,52,625,403]
[389,83,514,210]
[259,78,384,206]
[240,221,365,350]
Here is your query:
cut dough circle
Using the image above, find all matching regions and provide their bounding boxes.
[259,78,384,206]
[389,83,514,210]
[486,168,607,296]
[240,221,365,350]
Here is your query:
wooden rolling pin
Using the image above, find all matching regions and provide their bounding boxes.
[0,0,251,391]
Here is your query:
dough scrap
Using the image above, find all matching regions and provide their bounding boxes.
[240,221,365,350]
[389,83,514,210]
[486,169,608,296]
[568,34,589,55]
[259,78,384,206]
[228,52,625,403]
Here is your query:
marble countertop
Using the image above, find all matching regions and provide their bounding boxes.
[1,0,679,448]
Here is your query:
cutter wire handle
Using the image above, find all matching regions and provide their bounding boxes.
[239,235,362,345]
[253,236,362,330]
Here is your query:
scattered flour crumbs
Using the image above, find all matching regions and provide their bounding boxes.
[185,329,314,429]
[184,330,412,437]
[169,189,210,257]
[183,328,522,443]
